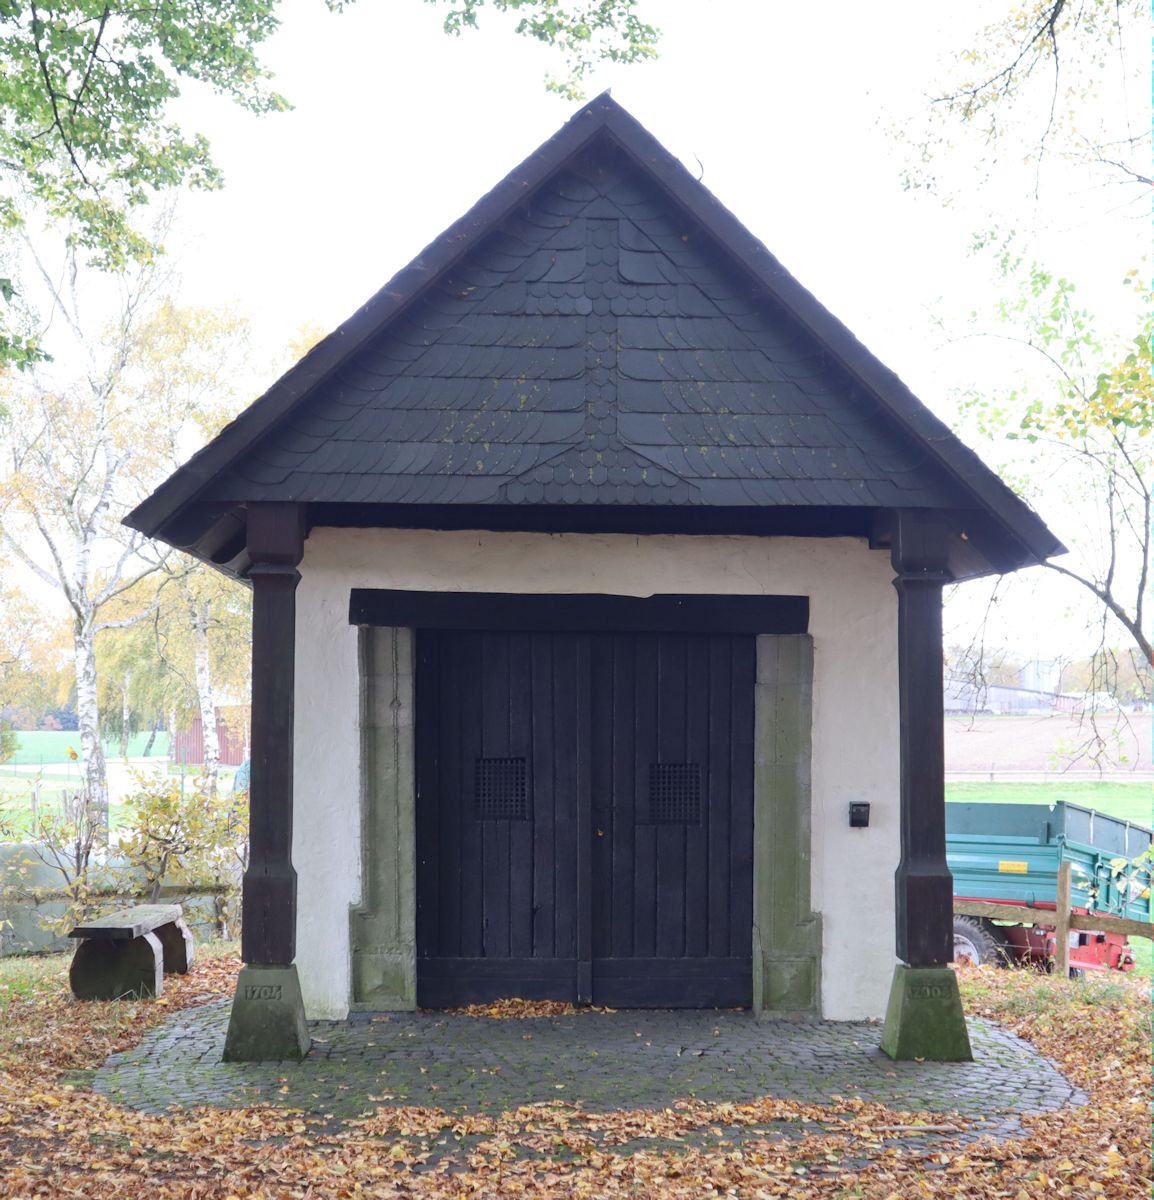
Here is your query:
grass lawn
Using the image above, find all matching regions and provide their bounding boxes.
[946,780,1152,826]
[3,729,171,765]
[0,769,79,786]
[0,779,130,833]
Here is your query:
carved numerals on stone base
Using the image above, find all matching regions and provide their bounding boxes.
[222,965,310,1063]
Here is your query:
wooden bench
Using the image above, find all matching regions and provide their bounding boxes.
[68,904,195,1000]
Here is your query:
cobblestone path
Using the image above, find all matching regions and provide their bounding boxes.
[84,1000,1081,1149]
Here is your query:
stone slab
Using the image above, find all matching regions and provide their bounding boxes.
[350,627,417,1011]
[70,904,183,940]
[753,635,822,1017]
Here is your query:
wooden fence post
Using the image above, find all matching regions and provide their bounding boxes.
[1054,860,1072,980]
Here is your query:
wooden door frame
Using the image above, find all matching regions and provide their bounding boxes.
[350,593,819,1015]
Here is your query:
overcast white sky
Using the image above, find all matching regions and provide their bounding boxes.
[167,1,1142,365]
[27,1,1154,663]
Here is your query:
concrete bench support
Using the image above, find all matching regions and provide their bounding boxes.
[69,903,196,1001]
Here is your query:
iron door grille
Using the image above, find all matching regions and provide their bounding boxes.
[646,762,702,824]
[475,756,529,820]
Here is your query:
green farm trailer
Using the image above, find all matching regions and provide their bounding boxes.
[946,801,1152,973]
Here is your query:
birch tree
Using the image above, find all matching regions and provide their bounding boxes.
[956,264,1150,664]
[95,610,168,758]
[100,565,252,797]
[947,263,1151,763]
[908,0,1146,195]
[0,259,163,826]
[0,262,251,826]
[126,298,254,796]
[166,567,251,797]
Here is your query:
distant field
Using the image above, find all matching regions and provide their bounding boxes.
[946,781,1152,827]
[3,730,170,766]
[946,713,1151,777]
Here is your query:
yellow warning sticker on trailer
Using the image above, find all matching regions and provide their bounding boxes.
[998,860,1029,874]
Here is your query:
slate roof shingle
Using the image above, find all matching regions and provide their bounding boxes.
[125,92,1063,578]
[203,143,972,512]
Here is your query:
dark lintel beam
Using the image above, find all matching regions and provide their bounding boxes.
[349,590,808,635]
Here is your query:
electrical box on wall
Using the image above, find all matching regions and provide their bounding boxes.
[849,802,870,828]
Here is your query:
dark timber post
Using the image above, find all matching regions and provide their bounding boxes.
[223,502,311,1062]
[880,510,972,1062]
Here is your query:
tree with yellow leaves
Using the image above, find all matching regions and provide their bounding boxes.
[910,0,1146,195]
[0,258,253,829]
[954,262,1150,736]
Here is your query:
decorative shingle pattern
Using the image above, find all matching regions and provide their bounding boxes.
[208,143,968,510]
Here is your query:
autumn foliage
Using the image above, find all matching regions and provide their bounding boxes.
[0,952,1149,1198]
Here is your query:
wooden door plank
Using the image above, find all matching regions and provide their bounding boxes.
[507,633,535,959]
[414,633,439,957]
[729,636,756,958]
[480,632,511,960]
[457,632,485,959]
[593,957,751,1007]
[632,634,659,959]
[439,633,465,957]
[531,635,558,959]
[575,635,593,1004]
[552,634,580,963]
[706,636,732,959]
[589,634,614,965]
[419,958,577,1006]
[683,634,710,958]
[609,633,636,960]
[655,634,688,960]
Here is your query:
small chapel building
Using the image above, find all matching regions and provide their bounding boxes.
[127,95,1062,1062]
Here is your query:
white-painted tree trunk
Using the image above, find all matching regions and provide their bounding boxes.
[73,622,109,832]
[191,598,220,797]
[119,670,132,758]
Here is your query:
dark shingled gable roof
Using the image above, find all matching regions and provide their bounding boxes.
[126,93,1063,578]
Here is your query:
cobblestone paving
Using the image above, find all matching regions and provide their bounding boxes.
[84,1000,1082,1152]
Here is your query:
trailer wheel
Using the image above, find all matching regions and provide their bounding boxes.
[952,916,1004,966]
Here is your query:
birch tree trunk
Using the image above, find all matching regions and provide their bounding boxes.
[119,670,132,758]
[191,597,220,797]
[73,622,109,833]
[0,263,239,844]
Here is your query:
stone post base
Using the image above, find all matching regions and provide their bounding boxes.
[880,964,973,1062]
[223,965,311,1062]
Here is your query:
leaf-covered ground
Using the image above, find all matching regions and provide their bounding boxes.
[0,948,1149,1198]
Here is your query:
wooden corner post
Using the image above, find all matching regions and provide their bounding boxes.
[223,502,311,1062]
[880,510,972,1062]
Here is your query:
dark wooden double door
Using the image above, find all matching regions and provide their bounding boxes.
[415,629,755,1008]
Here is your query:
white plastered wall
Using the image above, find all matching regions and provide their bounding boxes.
[293,527,900,1021]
